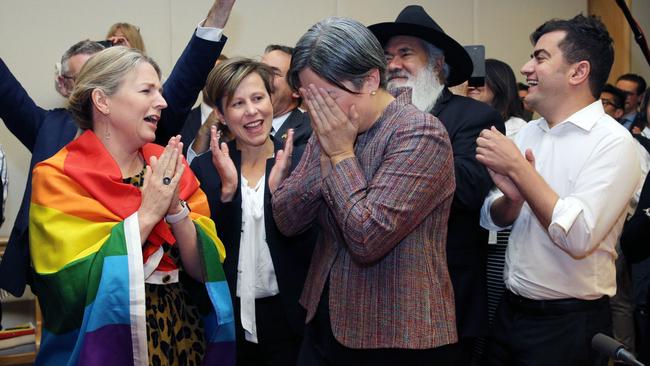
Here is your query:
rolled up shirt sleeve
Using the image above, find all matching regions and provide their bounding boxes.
[547,135,640,258]
[480,188,510,231]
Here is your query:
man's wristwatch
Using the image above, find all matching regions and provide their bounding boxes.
[165,200,190,224]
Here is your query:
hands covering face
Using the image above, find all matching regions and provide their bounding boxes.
[300,84,358,165]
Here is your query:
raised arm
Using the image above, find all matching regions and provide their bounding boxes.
[155,0,234,144]
[0,58,48,152]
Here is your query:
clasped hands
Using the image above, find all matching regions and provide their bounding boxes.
[300,84,358,172]
[139,136,186,229]
[476,127,535,204]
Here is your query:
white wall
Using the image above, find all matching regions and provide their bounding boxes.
[630,0,650,84]
[0,0,589,237]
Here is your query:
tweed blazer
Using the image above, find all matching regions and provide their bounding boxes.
[272,90,458,349]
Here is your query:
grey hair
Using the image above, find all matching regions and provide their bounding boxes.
[420,39,450,84]
[288,17,387,94]
[60,40,106,76]
[67,46,161,130]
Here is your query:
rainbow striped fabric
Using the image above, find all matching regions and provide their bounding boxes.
[29,131,235,365]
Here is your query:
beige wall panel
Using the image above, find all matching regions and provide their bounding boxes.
[630,0,650,84]
[170,0,337,61]
[475,0,586,83]
[338,0,474,44]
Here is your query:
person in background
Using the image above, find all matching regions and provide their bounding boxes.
[517,82,534,121]
[468,59,527,138]
[616,73,646,130]
[622,86,650,365]
[633,88,650,138]
[31,46,235,366]
[261,44,312,147]
[191,57,316,366]
[106,22,146,52]
[273,16,458,365]
[600,83,626,121]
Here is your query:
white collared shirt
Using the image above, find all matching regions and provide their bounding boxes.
[271,111,291,137]
[481,100,641,300]
[236,174,279,343]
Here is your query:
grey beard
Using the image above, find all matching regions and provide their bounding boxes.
[387,64,444,113]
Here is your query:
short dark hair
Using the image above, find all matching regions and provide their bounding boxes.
[601,83,626,110]
[264,44,294,56]
[617,73,647,96]
[531,14,613,99]
[485,59,524,121]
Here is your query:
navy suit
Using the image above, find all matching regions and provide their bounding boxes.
[0,32,226,296]
[179,105,203,156]
[274,108,312,147]
[190,138,316,361]
[432,88,504,340]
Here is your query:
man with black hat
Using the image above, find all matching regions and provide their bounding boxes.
[369,6,504,364]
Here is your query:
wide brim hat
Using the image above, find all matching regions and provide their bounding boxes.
[368,5,473,87]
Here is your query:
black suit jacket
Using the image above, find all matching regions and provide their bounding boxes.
[190,138,316,336]
[179,106,203,156]
[274,108,312,147]
[432,88,504,339]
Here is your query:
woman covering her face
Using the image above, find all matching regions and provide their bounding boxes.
[190,57,316,366]
[272,17,457,365]
[29,46,235,366]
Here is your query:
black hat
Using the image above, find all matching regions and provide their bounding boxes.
[368,5,473,87]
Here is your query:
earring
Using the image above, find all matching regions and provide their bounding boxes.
[104,122,111,140]
[370,90,377,96]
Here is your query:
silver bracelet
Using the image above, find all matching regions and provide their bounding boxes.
[165,200,190,224]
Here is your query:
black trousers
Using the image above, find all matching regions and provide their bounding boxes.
[484,290,612,366]
[297,281,458,366]
[235,295,302,366]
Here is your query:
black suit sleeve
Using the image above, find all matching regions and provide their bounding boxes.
[450,105,504,212]
[155,34,226,145]
[621,173,650,263]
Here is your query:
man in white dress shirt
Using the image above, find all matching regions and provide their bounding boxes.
[476,14,640,366]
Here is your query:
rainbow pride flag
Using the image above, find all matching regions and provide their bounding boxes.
[29,131,235,365]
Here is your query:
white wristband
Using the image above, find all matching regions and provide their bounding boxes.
[165,201,190,224]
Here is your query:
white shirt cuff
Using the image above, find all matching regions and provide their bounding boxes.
[480,190,511,231]
[548,196,583,244]
[195,20,223,42]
